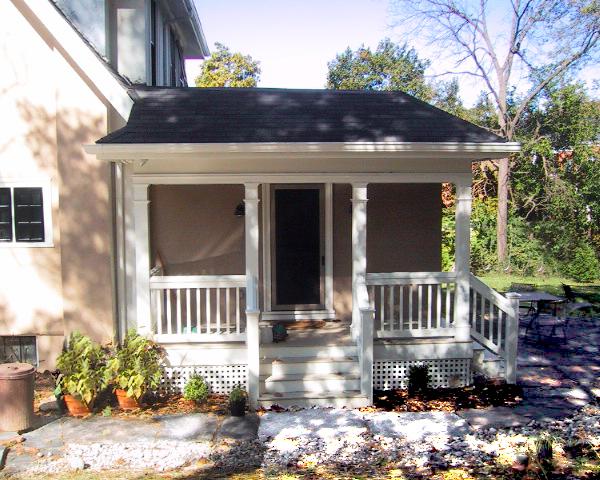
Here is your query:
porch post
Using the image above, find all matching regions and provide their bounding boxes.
[454,181,472,342]
[351,183,368,340]
[244,183,260,407]
[133,183,151,336]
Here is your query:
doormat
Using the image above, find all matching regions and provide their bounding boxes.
[285,320,327,330]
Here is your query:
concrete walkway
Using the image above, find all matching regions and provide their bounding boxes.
[1,413,259,474]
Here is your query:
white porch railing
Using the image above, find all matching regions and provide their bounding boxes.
[366,272,457,338]
[469,274,520,383]
[149,275,247,343]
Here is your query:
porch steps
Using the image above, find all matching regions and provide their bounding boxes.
[262,372,361,394]
[472,343,505,379]
[258,343,369,407]
[258,390,369,408]
[260,356,359,376]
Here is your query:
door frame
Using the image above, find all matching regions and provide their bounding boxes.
[261,183,335,320]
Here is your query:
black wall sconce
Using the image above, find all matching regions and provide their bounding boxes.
[234,202,245,217]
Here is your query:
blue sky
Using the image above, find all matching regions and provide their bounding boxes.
[187,0,599,107]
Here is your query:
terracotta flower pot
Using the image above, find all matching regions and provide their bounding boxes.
[115,389,141,410]
[63,394,91,416]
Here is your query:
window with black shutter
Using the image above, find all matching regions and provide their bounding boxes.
[0,185,50,245]
[14,187,45,242]
[0,188,12,242]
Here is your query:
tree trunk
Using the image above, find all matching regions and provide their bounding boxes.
[497,157,509,265]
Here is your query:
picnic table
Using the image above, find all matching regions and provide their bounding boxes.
[508,290,568,343]
[512,291,564,315]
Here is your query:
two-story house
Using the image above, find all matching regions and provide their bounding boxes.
[3,0,522,409]
[0,0,208,369]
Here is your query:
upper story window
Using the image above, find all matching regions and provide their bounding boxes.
[0,182,53,247]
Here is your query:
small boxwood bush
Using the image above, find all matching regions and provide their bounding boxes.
[407,363,430,396]
[183,374,210,403]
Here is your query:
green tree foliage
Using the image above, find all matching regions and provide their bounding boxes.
[195,43,261,88]
[326,39,433,101]
[512,83,600,279]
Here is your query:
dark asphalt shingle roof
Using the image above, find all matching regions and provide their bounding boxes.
[97,87,506,144]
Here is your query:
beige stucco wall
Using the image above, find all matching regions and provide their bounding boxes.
[0,1,115,369]
[149,185,246,275]
[333,184,442,322]
[150,183,441,323]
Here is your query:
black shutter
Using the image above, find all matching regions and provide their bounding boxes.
[0,188,12,242]
[14,187,45,242]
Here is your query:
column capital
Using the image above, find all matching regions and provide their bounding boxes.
[244,183,260,201]
[351,183,369,202]
[133,183,149,202]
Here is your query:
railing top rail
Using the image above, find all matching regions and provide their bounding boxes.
[150,274,246,289]
[366,271,457,285]
[469,274,513,312]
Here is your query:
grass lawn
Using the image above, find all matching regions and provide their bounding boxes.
[478,273,600,299]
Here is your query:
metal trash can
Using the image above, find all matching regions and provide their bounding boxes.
[0,363,35,431]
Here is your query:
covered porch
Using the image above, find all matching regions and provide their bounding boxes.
[85,86,521,408]
[128,176,520,407]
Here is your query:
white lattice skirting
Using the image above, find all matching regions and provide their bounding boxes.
[161,365,248,395]
[373,359,472,390]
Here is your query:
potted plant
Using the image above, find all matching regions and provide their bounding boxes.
[228,385,247,416]
[55,332,106,416]
[104,330,165,409]
[183,374,210,404]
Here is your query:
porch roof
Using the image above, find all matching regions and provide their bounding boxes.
[97,87,507,145]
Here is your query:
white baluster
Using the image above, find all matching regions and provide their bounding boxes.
[166,289,172,335]
[186,288,191,335]
[176,289,182,334]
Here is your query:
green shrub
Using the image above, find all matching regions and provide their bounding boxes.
[229,385,247,407]
[407,364,430,396]
[56,332,107,407]
[183,374,210,403]
[562,242,600,282]
[104,330,165,400]
[535,435,554,470]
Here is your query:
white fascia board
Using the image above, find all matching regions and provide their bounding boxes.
[20,0,133,120]
[84,141,521,161]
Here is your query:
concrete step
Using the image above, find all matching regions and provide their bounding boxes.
[258,390,369,408]
[263,372,361,395]
[260,356,359,376]
[261,344,357,360]
[472,343,505,378]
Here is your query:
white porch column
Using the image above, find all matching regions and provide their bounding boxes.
[351,183,369,340]
[244,183,260,407]
[133,183,151,336]
[454,181,472,342]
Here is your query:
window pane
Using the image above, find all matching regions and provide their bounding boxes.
[14,187,45,242]
[0,336,37,365]
[0,188,12,242]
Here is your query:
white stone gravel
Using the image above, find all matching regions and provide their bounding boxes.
[27,440,211,473]
[15,405,600,476]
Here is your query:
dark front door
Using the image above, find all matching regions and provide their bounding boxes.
[271,185,324,310]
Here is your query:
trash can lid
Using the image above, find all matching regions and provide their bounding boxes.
[0,363,35,379]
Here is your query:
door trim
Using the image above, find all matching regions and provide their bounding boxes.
[262,183,334,318]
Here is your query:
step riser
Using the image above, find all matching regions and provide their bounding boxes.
[261,345,357,359]
[270,361,359,377]
[259,396,370,408]
[264,378,360,394]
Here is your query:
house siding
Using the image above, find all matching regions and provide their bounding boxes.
[0,1,115,369]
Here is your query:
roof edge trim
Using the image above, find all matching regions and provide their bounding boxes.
[84,141,521,160]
